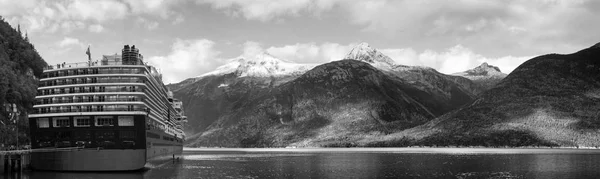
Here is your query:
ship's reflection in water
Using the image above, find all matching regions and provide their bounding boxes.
[15,148,600,179]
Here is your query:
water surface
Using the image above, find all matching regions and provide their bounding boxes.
[15,148,600,179]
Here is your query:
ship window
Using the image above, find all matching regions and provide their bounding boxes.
[37,118,49,128]
[74,116,91,127]
[53,117,70,127]
[95,116,114,126]
[118,116,134,126]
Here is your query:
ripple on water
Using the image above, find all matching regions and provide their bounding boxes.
[183,153,313,161]
[182,165,213,169]
[455,172,522,179]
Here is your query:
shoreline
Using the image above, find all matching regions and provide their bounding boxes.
[182,147,600,154]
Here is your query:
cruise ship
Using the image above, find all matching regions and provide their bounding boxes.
[27,45,186,171]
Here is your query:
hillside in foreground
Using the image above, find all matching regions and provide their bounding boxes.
[362,43,600,147]
[0,17,47,147]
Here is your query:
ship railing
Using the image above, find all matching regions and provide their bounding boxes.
[43,60,145,71]
[43,68,145,78]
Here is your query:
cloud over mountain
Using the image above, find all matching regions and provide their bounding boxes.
[146,39,223,84]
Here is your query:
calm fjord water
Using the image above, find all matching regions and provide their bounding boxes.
[21,148,600,179]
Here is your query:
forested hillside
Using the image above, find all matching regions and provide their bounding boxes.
[0,17,47,148]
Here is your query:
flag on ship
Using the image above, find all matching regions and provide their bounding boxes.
[86,45,91,62]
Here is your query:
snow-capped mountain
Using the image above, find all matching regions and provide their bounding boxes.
[452,62,507,80]
[451,62,508,90]
[343,42,433,72]
[343,42,397,71]
[198,52,317,78]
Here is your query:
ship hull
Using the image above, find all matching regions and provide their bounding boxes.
[28,115,184,171]
[29,143,183,171]
[30,149,146,171]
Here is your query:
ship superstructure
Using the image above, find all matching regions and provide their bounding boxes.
[27,45,185,171]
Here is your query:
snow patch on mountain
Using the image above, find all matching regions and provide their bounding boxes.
[198,52,317,78]
[341,42,434,72]
[452,62,507,80]
[343,42,397,71]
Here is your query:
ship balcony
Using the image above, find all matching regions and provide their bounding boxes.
[31,106,147,114]
[35,96,142,105]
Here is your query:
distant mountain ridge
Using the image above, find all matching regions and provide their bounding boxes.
[172,42,484,147]
[452,62,508,91]
[453,62,507,79]
[186,60,446,147]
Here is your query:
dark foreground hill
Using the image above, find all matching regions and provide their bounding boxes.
[0,17,47,146]
[366,43,600,147]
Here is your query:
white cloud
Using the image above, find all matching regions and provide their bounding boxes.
[411,45,531,74]
[173,15,185,24]
[88,24,104,33]
[146,39,223,84]
[196,0,599,55]
[1,0,182,33]
[137,18,159,30]
[266,42,352,64]
[195,0,340,21]
[123,0,178,19]
[242,41,266,56]
[57,37,85,48]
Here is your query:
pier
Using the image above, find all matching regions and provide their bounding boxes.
[1,149,30,175]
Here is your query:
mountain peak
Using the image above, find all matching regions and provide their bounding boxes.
[481,62,489,68]
[343,42,396,70]
[197,52,316,78]
[240,51,288,64]
[452,62,506,79]
[355,42,372,49]
[473,62,501,73]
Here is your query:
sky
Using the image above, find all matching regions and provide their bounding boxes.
[1,0,599,84]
